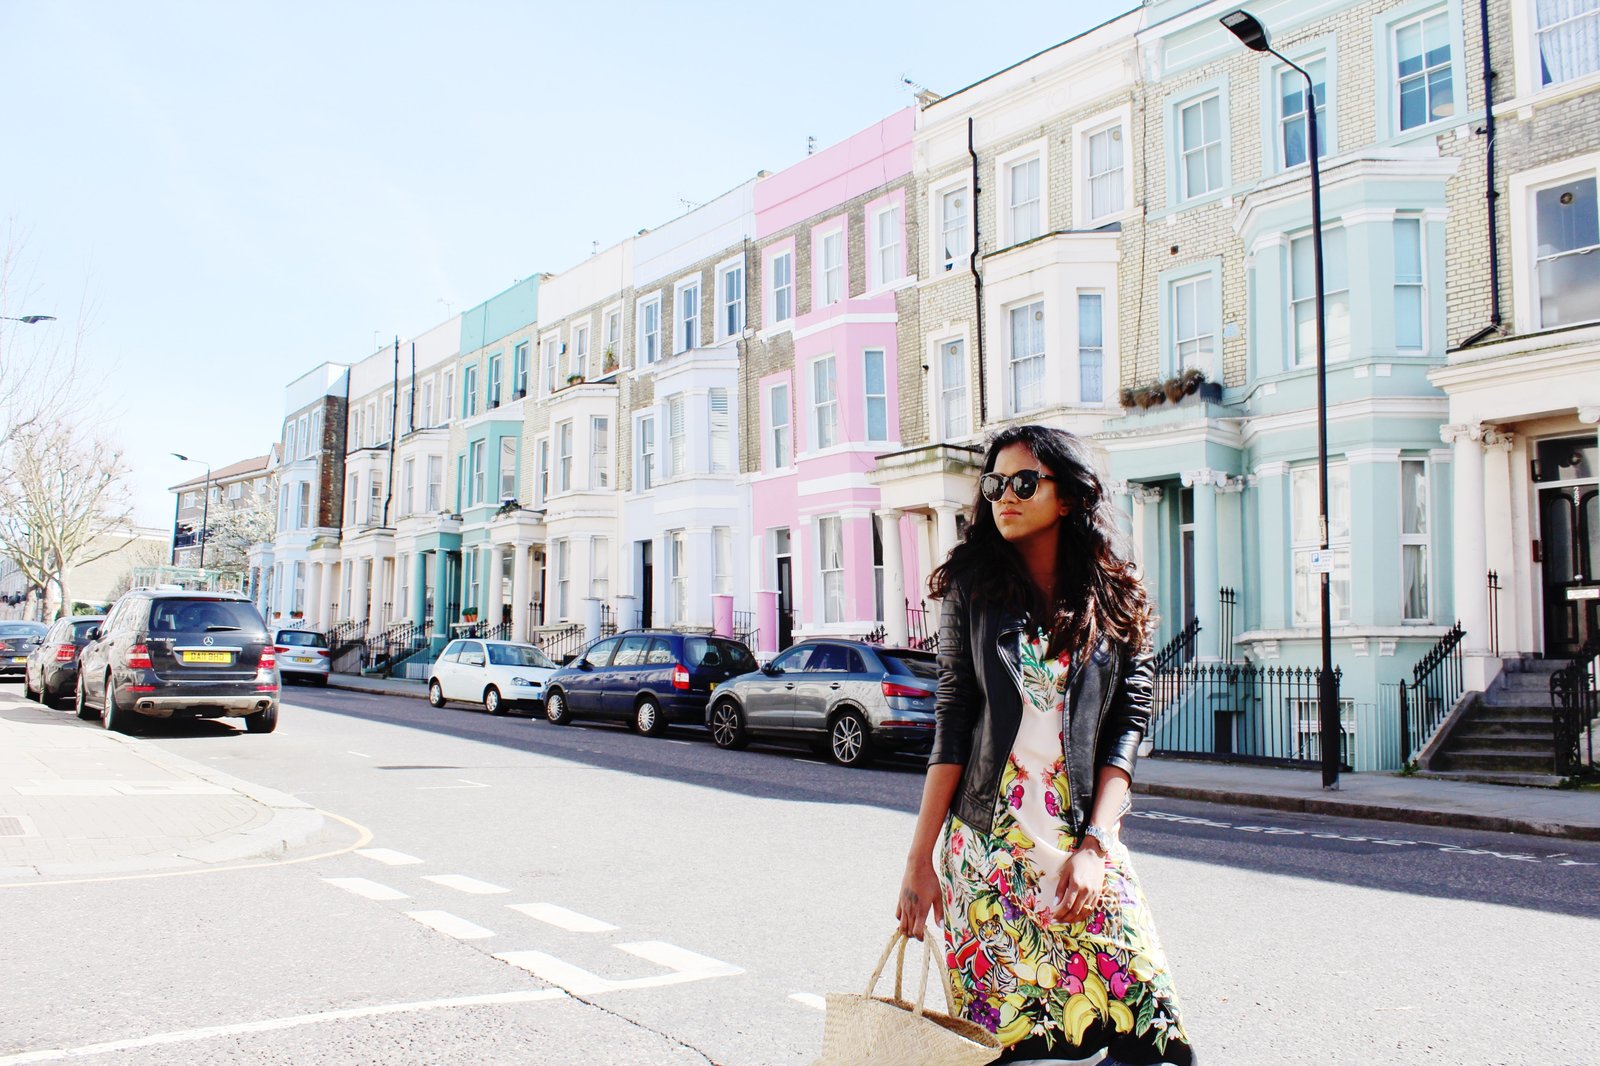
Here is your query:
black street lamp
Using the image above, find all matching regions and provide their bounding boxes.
[173,453,213,570]
[1222,9,1340,789]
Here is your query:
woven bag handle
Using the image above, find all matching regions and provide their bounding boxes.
[864,931,934,1017]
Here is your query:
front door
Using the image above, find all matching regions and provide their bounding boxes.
[639,542,653,630]
[1536,435,1600,658]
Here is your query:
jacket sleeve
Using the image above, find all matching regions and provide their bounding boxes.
[1097,642,1154,778]
[929,580,980,766]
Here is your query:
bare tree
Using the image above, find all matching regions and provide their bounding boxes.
[0,223,88,447]
[102,540,171,603]
[201,479,278,574]
[0,423,134,620]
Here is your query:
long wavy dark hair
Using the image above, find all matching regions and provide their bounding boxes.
[928,424,1154,655]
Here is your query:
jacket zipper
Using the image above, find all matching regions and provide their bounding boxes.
[1073,643,1121,843]
[996,621,1026,699]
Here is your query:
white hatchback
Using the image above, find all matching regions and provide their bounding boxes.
[428,638,558,716]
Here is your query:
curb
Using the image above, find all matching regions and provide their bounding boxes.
[1134,780,1600,842]
[324,679,429,701]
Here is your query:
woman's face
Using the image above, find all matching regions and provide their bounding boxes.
[988,442,1071,546]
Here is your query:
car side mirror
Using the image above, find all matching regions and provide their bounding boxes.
[577,659,594,671]
[86,628,101,642]
[762,664,783,676]
[466,654,486,667]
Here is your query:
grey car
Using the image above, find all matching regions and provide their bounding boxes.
[705,639,938,767]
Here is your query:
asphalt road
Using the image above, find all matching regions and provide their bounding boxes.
[2,681,1597,1065]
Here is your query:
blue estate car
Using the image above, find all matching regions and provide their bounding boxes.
[540,630,757,737]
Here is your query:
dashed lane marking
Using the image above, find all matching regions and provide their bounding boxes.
[404,910,495,940]
[508,902,618,932]
[789,993,826,1011]
[617,941,744,979]
[494,941,743,994]
[347,751,372,758]
[424,874,510,895]
[417,779,491,790]
[357,848,424,866]
[323,877,409,901]
[0,988,568,1063]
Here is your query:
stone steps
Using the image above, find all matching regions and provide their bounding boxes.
[1435,748,1558,773]
[1415,768,1567,788]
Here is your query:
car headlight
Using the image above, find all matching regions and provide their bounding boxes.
[511,676,540,688]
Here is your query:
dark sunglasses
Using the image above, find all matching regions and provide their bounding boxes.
[979,470,1056,502]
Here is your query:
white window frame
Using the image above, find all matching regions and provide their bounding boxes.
[590,416,610,490]
[1174,90,1226,202]
[1511,155,1600,332]
[368,469,384,525]
[1288,226,1352,366]
[674,276,701,354]
[401,458,415,518]
[534,438,550,507]
[462,366,478,418]
[1274,52,1332,171]
[499,436,517,501]
[636,414,656,492]
[380,393,393,443]
[811,354,839,451]
[1291,461,1352,626]
[571,323,590,382]
[716,257,745,341]
[1394,215,1427,351]
[709,389,732,474]
[421,380,435,428]
[399,387,413,435]
[309,410,322,455]
[667,530,688,624]
[1167,269,1220,377]
[602,305,622,373]
[1389,8,1458,135]
[541,332,561,394]
[426,455,443,513]
[468,439,485,506]
[513,339,530,397]
[767,247,795,327]
[768,380,791,469]
[934,335,970,441]
[1399,457,1432,622]
[636,293,662,366]
[487,354,503,408]
[1074,107,1133,229]
[667,395,687,478]
[297,481,311,529]
[553,538,570,621]
[931,177,971,274]
[1512,0,1600,98]
[1007,299,1047,416]
[591,536,610,601]
[817,226,845,307]
[864,348,888,442]
[556,420,574,493]
[1077,291,1105,405]
[818,516,845,624]
[869,200,903,290]
[713,527,732,597]
[440,369,455,422]
[997,140,1047,247]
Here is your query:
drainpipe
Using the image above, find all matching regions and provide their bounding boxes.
[968,117,987,425]
[1462,0,1502,348]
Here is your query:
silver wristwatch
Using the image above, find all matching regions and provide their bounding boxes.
[1082,824,1113,855]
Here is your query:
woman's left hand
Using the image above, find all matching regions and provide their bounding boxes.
[1050,846,1107,926]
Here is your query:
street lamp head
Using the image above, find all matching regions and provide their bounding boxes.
[0,314,57,324]
[172,453,190,462]
[1221,10,1271,51]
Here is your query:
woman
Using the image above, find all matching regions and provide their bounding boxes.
[896,425,1194,1065]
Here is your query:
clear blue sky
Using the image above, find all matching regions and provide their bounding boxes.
[2,0,1122,526]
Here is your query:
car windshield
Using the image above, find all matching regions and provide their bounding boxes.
[70,620,103,642]
[149,599,266,635]
[685,637,757,673]
[882,653,938,680]
[276,630,328,647]
[0,622,47,639]
[488,644,557,668]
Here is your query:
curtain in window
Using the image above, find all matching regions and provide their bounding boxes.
[1538,0,1600,85]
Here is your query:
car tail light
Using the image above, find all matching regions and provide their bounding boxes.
[315,648,330,658]
[54,643,76,663]
[259,646,277,671]
[882,680,934,699]
[125,644,153,669]
[672,663,690,690]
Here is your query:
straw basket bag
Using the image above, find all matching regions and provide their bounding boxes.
[810,930,1002,1066]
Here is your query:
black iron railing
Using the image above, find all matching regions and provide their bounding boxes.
[540,622,588,664]
[1148,662,1346,768]
[1487,570,1502,658]
[528,600,545,627]
[328,619,369,661]
[1153,616,1201,674]
[600,604,617,638]
[1397,621,1466,762]
[858,624,888,645]
[481,619,513,642]
[1551,633,1599,778]
[1218,587,1237,663]
[906,601,938,651]
[733,610,758,649]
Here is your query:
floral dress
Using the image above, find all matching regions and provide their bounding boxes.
[939,634,1193,1064]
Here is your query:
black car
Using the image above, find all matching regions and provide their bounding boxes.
[541,630,758,736]
[22,615,104,706]
[0,620,48,678]
[76,590,280,734]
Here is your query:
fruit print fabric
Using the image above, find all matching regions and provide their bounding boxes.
[938,634,1193,1063]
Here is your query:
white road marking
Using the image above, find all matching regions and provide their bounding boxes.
[322,877,409,901]
[494,940,744,994]
[346,750,372,758]
[0,989,567,1064]
[508,902,618,933]
[417,779,490,790]
[789,992,826,1011]
[356,848,424,866]
[404,910,495,940]
[424,874,509,895]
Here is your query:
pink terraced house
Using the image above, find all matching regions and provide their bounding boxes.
[745,110,932,652]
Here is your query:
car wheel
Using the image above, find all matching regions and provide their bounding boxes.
[102,677,131,734]
[428,680,446,708]
[544,690,571,726]
[23,671,38,701]
[633,696,665,737]
[828,709,872,767]
[75,677,96,720]
[484,686,503,716]
[708,698,749,750]
[246,703,278,734]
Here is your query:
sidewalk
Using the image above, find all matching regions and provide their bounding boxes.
[321,673,1600,841]
[0,699,331,880]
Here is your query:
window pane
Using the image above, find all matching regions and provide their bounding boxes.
[1401,460,1427,535]
[1537,178,1600,326]
[1403,545,1430,619]
[1538,0,1600,84]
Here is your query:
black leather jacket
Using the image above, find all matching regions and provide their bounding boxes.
[930,577,1154,839]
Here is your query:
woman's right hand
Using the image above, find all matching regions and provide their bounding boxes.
[896,856,944,940]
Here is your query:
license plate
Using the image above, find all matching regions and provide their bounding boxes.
[294,656,315,663]
[181,651,232,664]
[709,682,717,692]
[11,656,25,663]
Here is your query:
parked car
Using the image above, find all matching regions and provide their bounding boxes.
[0,620,49,679]
[705,639,938,767]
[23,615,104,706]
[76,590,280,734]
[428,639,558,715]
[542,630,758,736]
[274,627,331,685]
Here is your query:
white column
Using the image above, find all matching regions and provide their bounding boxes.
[308,563,324,629]
[511,544,531,641]
[1445,424,1490,667]
[367,556,385,628]
[351,558,370,625]
[932,503,961,565]
[1129,485,1163,578]
[1183,470,1221,660]
[487,543,506,628]
[876,509,908,647]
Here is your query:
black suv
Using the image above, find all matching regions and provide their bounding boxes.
[76,590,280,734]
[542,630,757,736]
